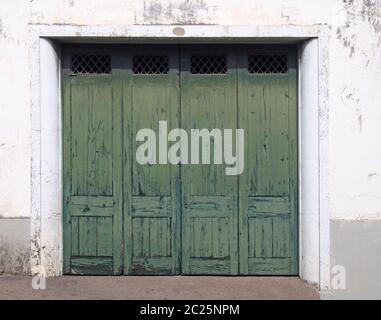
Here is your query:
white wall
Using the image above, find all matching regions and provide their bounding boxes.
[329,1,381,220]
[0,0,380,284]
[0,1,31,218]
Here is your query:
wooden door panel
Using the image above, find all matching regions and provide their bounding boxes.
[131,84,173,196]
[180,46,238,275]
[238,46,298,275]
[63,47,123,275]
[123,46,181,274]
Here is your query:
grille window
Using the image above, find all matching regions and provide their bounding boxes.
[191,55,227,74]
[71,55,111,75]
[248,55,288,74]
[133,55,169,74]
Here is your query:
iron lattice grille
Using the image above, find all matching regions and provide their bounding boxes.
[132,55,169,74]
[248,55,288,74]
[190,55,227,74]
[71,55,112,75]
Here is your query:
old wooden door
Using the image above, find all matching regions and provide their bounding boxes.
[62,46,123,274]
[63,44,298,275]
[123,46,181,274]
[180,46,239,274]
[238,46,298,275]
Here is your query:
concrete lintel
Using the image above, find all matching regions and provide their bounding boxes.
[31,24,327,40]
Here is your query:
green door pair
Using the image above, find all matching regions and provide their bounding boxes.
[63,44,298,275]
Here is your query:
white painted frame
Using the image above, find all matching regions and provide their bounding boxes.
[30,25,330,289]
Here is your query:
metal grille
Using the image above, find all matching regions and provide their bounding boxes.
[248,55,288,74]
[191,55,227,74]
[133,55,169,74]
[71,55,111,75]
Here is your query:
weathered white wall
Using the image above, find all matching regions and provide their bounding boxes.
[0,1,31,218]
[329,0,381,220]
[28,0,335,26]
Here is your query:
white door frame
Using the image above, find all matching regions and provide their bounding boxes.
[29,24,330,289]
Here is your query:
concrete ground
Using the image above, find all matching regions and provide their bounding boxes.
[0,275,319,300]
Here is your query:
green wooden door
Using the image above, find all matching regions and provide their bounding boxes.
[63,44,298,275]
[179,47,239,274]
[123,46,181,274]
[238,46,298,275]
[62,46,123,274]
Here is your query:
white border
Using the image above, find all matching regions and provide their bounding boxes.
[30,25,330,289]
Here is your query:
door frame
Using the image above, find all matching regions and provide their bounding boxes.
[30,24,330,289]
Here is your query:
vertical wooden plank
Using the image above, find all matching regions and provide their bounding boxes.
[253,218,261,258]
[149,218,159,256]
[212,218,220,258]
[71,84,89,195]
[273,217,292,258]
[158,218,164,257]
[142,218,150,257]
[199,219,207,257]
[156,218,164,257]
[237,50,249,273]
[71,217,79,256]
[97,217,113,256]
[180,48,191,273]
[272,217,284,257]
[170,48,182,274]
[132,218,142,257]
[247,218,254,258]
[269,82,289,195]
[203,219,213,258]
[79,217,97,256]
[123,51,133,273]
[221,218,230,258]
[111,64,124,274]
[87,85,96,196]
[262,83,272,195]
[288,48,299,274]
[263,218,273,258]
[92,84,113,196]
[253,217,273,258]
[166,218,172,257]
[192,218,200,258]
[62,65,72,273]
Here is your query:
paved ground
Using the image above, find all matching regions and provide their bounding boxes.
[0,275,319,300]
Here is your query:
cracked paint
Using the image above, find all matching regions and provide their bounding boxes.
[337,0,381,58]
[137,0,217,25]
